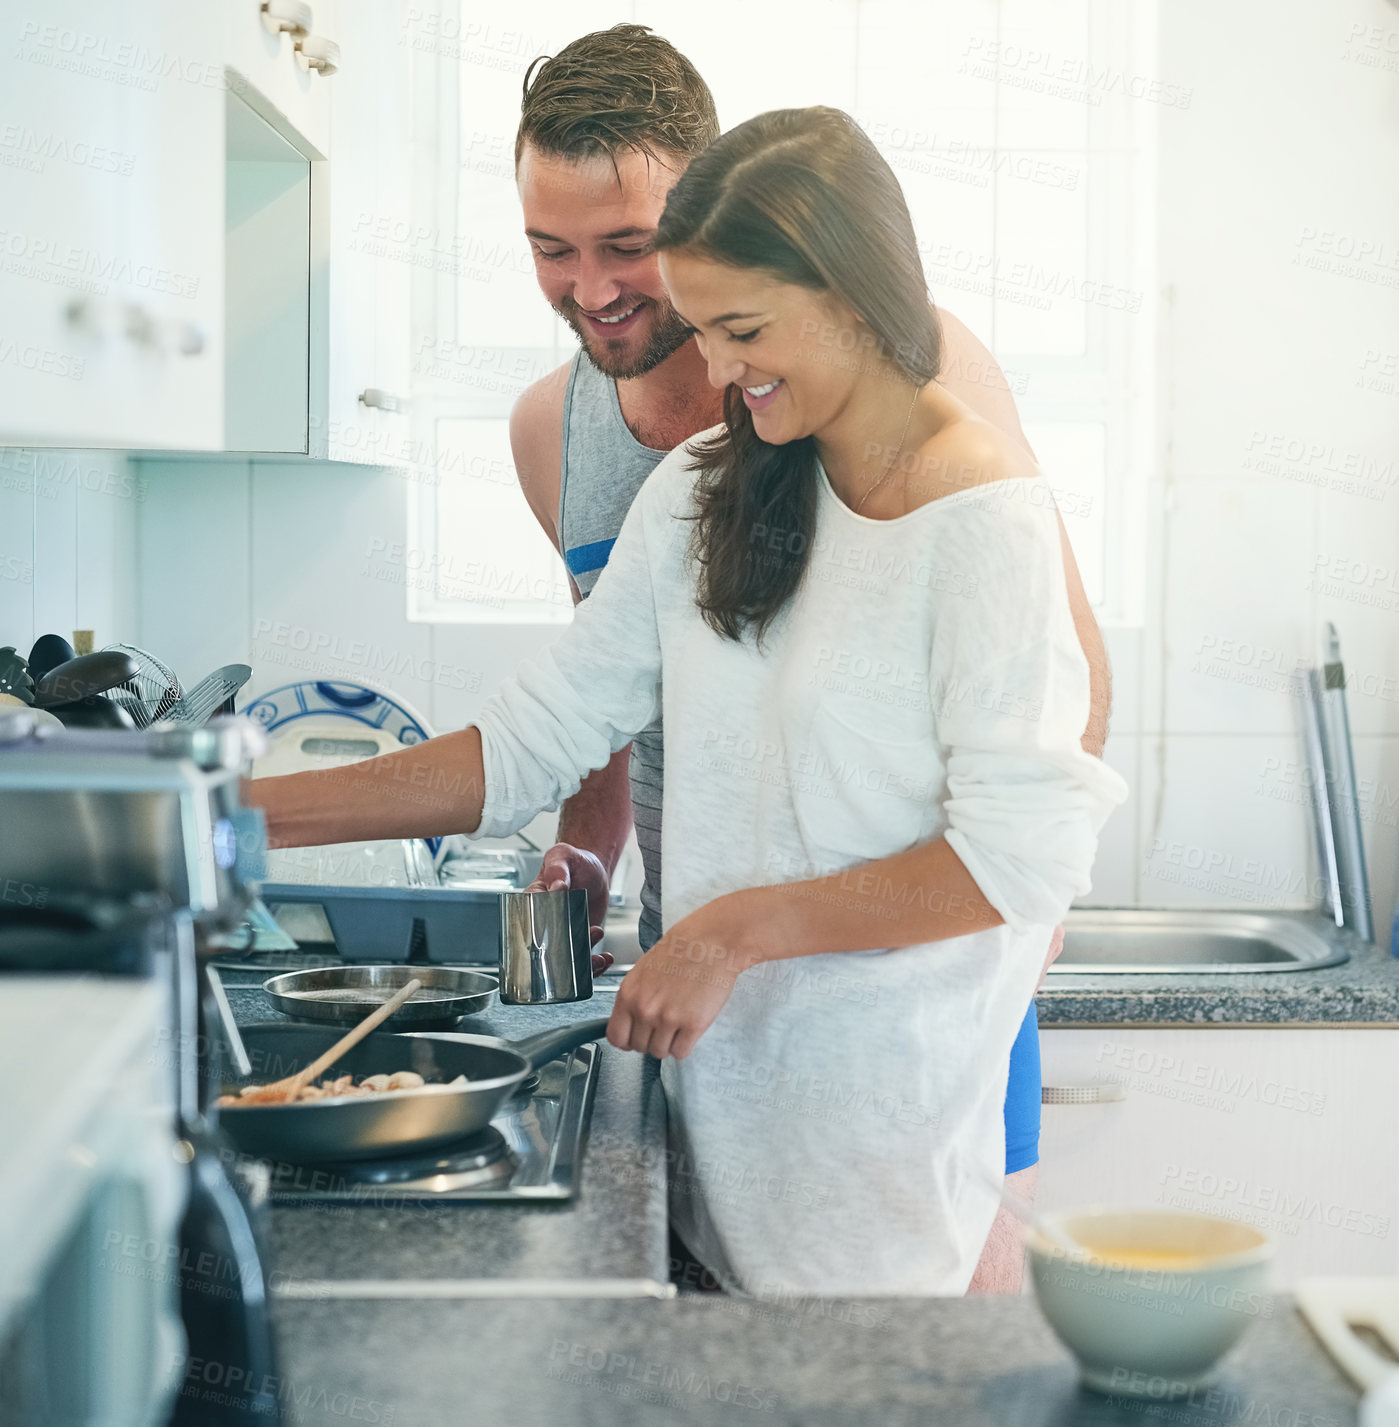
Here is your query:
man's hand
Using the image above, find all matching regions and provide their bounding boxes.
[607,891,758,1060]
[526,842,614,975]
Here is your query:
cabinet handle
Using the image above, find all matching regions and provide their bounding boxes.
[261,0,311,37]
[1042,1084,1126,1105]
[295,33,340,75]
[123,304,157,349]
[358,388,406,413]
[177,324,206,358]
[65,297,97,331]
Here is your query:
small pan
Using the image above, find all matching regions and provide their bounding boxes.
[219,1019,611,1163]
[263,965,496,1030]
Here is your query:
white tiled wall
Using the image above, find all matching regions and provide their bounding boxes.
[0,449,142,658]
[1101,0,1399,936]
[130,455,572,853]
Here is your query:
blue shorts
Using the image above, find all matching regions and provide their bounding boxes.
[1003,1000,1041,1174]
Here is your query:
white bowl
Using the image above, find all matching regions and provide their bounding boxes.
[1028,1208,1273,1398]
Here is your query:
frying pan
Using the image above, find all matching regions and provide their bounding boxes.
[218,1019,611,1162]
[262,964,497,1031]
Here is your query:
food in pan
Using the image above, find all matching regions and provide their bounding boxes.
[217,1069,470,1107]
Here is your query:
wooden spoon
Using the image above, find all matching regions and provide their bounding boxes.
[245,977,424,1104]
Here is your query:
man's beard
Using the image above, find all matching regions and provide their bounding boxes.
[556,294,694,380]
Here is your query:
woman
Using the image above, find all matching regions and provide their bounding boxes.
[249,107,1126,1296]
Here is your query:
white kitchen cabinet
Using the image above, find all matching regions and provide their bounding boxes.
[1038,1027,1399,1286]
[222,0,337,162]
[309,1,412,466]
[0,0,224,448]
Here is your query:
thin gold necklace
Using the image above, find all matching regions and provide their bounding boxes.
[853,383,922,515]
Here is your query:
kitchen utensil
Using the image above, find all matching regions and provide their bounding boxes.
[46,693,136,729]
[218,1018,612,1162]
[1302,668,1344,927]
[1312,624,1372,940]
[25,633,75,685]
[263,965,497,1030]
[1295,1278,1399,1393]
[102,641,182,727]
[259,977,425,1103]
[499,887,593,1005]
[0,647,35,705]
[31,650,138,708]
[169,663,253,727]
[205,964,252,1080]
[1027,1209,1273,1396]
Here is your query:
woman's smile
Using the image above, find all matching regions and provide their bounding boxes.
[741,377,784,411]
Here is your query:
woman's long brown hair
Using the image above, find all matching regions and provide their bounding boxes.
[655,107,944,643]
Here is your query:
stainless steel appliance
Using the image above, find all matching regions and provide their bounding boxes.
[0,712,283,1426]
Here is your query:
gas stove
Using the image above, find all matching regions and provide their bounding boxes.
[259,1043,599,1204]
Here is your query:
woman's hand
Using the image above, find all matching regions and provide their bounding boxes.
[606,890,765,1060]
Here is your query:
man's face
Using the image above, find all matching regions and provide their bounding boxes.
[517,142,695,380]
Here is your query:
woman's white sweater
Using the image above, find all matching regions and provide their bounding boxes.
[472,432,1128,1295]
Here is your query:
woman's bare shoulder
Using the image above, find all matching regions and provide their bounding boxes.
[906,413,1040,510]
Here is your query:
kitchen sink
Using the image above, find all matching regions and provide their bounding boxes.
[601,906,1352,977]
[1047,909,1351,975]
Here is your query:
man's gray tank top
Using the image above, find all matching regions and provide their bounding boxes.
[559,351,668,952]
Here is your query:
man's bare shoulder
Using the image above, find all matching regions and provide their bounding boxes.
[931,305,1034,457]
[508,360,573,544]
[509,360,572,464]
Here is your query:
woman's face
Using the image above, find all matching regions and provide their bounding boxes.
[657,249,868,444]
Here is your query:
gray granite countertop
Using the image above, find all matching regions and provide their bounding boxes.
[210,964,1368,1425]
[1038,916,1399,1027]
[217,972,670,1289]
[254,1292,1357,1427]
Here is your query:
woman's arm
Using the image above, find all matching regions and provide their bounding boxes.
[244,727,486,849]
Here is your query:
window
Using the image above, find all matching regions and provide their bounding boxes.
[409,0,1156,624]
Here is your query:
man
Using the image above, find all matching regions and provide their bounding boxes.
[506,25,1110,1293]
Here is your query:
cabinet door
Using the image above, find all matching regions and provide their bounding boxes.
[222,0,334,161]
[1038,1028,1399,1286]
[0,0,223,448]
[313,0,411,467]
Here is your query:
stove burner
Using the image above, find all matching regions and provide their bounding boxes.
[284,1127,517,1194]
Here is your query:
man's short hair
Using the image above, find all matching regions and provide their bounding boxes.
[516,24,719,172]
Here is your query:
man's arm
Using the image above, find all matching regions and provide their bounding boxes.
[509,369,636,926]
[935,307,1111,756]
